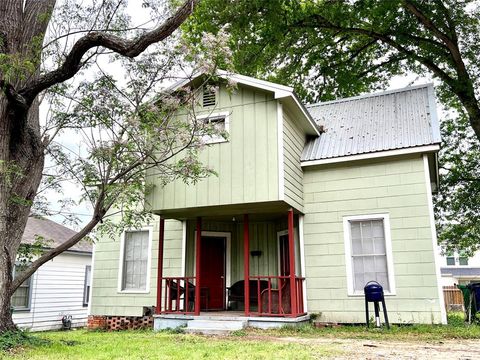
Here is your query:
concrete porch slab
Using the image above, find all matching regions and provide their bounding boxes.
[153,312,310,332]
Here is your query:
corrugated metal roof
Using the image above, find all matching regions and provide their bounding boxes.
[302,84,441,162]
[22,216,92,253]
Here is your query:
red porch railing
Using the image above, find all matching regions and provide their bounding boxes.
[160,276,196,314]
[248,275,306,317]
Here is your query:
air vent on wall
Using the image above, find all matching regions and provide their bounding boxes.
[202,88,216,107]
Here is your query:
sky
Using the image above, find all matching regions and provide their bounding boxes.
[39,1,433,231]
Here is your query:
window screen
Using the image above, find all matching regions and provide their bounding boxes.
[122,230,149,291]
[350,219,390,293]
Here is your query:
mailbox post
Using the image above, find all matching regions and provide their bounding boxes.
[364,281,390,329]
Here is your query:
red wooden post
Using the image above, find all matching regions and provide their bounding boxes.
[155,217,165,315]
[243,214,250,316]
[195,217,202,315]
[288,209,297,317]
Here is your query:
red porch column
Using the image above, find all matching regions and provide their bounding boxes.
[155,217,165,315]
[243,214,250,316]
[288,209,297,317]
[194,217,202,315]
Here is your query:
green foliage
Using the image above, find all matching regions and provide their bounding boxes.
[435,111,480,254]
[0,330,49,352]
[447,311,465,326]
[186,0,480,252]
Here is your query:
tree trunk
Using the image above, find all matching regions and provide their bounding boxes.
[0,96,44,331]
[0,253,15,332]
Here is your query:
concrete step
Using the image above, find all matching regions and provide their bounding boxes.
[185,319,247,335]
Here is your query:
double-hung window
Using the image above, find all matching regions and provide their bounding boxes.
[120,230,150,292]
[344,214,395,296]
[11,265,33,310]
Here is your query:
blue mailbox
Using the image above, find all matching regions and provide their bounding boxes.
[364,281,390,329]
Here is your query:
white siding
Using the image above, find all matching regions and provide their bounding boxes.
[12,252,91,331]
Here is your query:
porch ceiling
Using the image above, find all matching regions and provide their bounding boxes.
[152,201,300,221]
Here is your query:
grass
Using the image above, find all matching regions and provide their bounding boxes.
[1,329,338,360]
[3,312,480,359]
[254,312,480,341]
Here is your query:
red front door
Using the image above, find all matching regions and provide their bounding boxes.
[200,236,226,310]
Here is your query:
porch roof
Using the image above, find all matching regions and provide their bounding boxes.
[152,200,299,220]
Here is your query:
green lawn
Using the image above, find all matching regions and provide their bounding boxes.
[3,314,480,360]
[1,329,338,360]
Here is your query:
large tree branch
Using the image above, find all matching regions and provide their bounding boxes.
[11,213,102,292]
[302,14,457,89]
[19,0,199,104]
[402,0,468,80]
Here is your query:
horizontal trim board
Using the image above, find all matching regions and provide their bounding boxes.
[301,145,440,167]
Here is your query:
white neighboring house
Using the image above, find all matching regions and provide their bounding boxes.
[12,216,92,331]
[440,250,480,286]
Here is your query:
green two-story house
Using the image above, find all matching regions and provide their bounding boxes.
[89,71,446,332]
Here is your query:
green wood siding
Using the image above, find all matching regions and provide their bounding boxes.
[282,107,305,211]
[90,219,182,316]
[302,155,443,324]
[147,84,280,212]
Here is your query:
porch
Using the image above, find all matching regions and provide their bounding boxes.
[154,207,308,330]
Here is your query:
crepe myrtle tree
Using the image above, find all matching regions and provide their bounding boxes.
[0,0,235,332]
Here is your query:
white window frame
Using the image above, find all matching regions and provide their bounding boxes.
[196,111,230,144]
[117,227,153,294]
[343,213,396,296]
[11,264,33,311]
[83,265,91,307]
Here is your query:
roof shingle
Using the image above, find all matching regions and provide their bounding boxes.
[22,216,92,253]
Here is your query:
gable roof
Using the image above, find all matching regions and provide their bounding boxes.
[22,216,92,254]
[302,84,441,163]
[170,70,320,136]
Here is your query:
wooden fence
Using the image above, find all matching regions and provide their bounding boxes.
[443,286,464,311]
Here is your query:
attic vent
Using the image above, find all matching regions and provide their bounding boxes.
[202,88,216,107]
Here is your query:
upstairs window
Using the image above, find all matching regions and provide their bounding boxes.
[198,112,230,144]
[202,87,216,107]
[446,251,469,266]
[12,265,33,311]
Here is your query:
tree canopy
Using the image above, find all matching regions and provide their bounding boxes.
[185,0,480,253]
[0,0,230,331]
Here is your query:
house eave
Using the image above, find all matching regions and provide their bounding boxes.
[301,144,441,167]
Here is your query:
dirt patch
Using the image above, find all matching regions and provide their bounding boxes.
[242,335,479,359]
[305,337,474,359]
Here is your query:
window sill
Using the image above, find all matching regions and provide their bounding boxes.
[347,292,396,297]
[117,290,150,295]
[204,138,229,145]
[12,308,31,313]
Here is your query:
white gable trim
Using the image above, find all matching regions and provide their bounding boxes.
[301,144,440,167]
[277,101,285,200]
[170,70,320,137]
[423,155,448,324]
